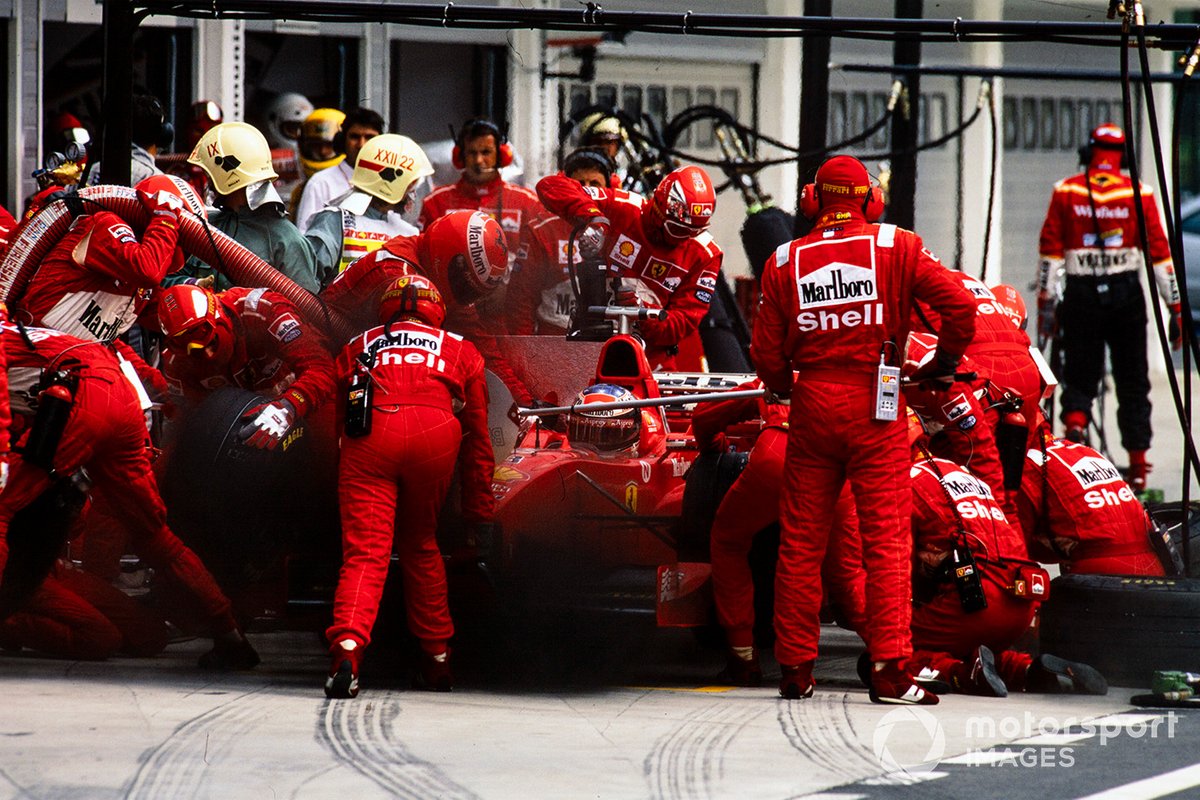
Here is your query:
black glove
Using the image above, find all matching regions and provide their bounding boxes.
[905,350,960,392]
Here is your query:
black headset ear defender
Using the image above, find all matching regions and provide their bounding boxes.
[452,118,513,170]
[562,147,615,184]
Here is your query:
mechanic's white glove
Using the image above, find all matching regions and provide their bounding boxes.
[239,400,296,451]
[0,452,9,494]
[576,216,611,259]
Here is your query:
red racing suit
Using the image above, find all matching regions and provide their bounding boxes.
[1016,437,1162,576]
[326,321,494,652]
[908,455,1041,689]
[417,175,544,239]
[691,385,865,649]
[321,232,532,404]
[505,214,577,336]
[16,210,180,343]
[0,324,237,638]
[162,286,335,421]
[752,209,975,667]
[536,175,723,369]
[914,270,1044,432]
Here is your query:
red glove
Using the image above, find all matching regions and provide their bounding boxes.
[1169,304,1184,351]
[238,399,296,451]
[138,187,184,222]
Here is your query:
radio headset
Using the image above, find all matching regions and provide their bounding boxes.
[916,444,988,614]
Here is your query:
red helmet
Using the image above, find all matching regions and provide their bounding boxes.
[379,274,446,328]
[648,165,715,242]
[1089,123,1125,151]
[136,174,207,219]
[990,283,1028,331]
[157,284,235,367]
[566,383,641,453]
[424,210,508,304]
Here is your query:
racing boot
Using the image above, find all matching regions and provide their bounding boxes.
[1025,653,1108,695]
[325,639,362,699]
[414,647,453,692]
[869,659,940,705]
[198,629,260,670]
[947,646,1008,697]
[1127,450,1150,495]
[717,646,763,688]
[1063,410,1088,445]
[857,652,950,694]
[779,661,815,699]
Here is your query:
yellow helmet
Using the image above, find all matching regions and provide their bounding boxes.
[350,134,434,206]
[300,108,347,176]
[188,122,278,196]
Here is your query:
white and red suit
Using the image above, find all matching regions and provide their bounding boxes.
[505,214,577,336]
[326,321,494,652]
[753,210,975,669]
[1016,437,1162,576]
[536,175,722,369]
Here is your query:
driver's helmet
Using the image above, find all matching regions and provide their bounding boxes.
[566,383,641,452]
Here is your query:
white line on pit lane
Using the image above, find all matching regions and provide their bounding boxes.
[1072,762,1200,800]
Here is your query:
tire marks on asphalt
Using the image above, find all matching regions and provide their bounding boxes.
[645,699,764,800]
[124,688,272,799]
[317,693,480,800]
[776,693,886,783]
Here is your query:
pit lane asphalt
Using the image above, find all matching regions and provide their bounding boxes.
[1,623,1191,800]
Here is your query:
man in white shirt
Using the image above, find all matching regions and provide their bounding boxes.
[295,107,383,233]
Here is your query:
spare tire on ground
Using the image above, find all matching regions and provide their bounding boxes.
[158,388,340,599]
[1039,573,1200,687]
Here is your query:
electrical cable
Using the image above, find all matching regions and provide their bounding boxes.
[978,81,998,281]
[1119,5,1200,487]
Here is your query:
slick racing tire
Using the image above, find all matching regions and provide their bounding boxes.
[679,450,777,647]
[1039,573,1200,687]
[159,388,338,595]
[678,451,749,562]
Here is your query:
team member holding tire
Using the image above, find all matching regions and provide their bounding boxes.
[1017,434,1166,576]
[1037,123,1180,491]
[324,275,494,698]
[753,154,976,703]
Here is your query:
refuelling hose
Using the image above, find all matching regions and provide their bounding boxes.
[0,185,351,342]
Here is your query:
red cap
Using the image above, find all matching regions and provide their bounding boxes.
[1090,123,1125,150]
[815,155,871,209]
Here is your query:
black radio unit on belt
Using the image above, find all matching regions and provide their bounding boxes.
[344,370,373,438]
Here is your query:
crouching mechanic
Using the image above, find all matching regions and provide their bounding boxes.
[1017,433,1167,576]
[753,154,976,703]
[156,283,336,450]
[905,442,1105,696]
[325,275,494,698]
[0,320,258,667]
[536,165,722,369]
[690,379,865,686]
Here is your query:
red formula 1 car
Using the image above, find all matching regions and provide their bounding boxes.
[466,307,761,626]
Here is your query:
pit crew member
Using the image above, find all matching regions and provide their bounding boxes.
[296,107,384,234]
[536,164,722,370]
[325,275,493,698]
[752,154,976,703]
[1037,123,1180,491]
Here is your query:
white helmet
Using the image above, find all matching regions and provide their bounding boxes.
[188,122,279,196]
[263,92,314,148]
[350,134,434,206]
